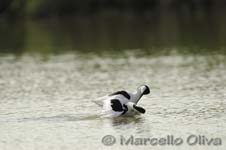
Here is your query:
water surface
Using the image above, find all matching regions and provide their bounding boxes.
[0,51,225,150]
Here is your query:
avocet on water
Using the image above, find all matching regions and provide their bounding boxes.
[94,85,150,117]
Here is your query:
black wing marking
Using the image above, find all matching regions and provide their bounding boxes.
[110,99,128,116]
[109,91,130,99]
[133,105,146,114]
[110,99,123,111]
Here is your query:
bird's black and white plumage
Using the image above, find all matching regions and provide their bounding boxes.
[94,85,150,117]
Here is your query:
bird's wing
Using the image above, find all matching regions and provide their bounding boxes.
[92,95,108,107]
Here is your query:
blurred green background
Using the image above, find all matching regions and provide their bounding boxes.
[0,0,226,55]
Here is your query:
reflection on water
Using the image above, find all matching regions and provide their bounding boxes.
[0,19,25,54]
[111,115,145,126]
[0,11,226,55]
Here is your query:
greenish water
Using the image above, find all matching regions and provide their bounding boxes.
[1,12,226,55]
[0,14,226,150]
